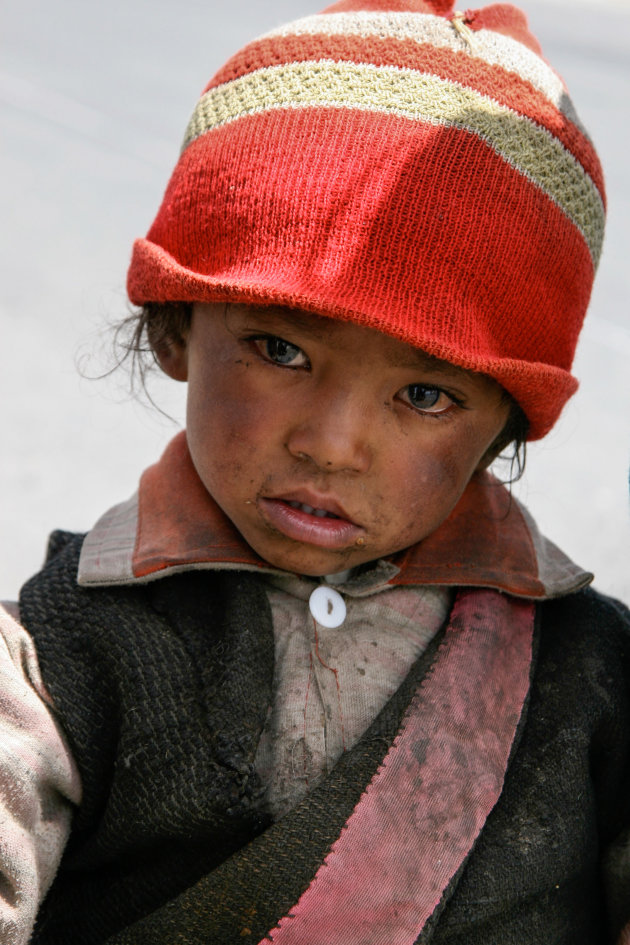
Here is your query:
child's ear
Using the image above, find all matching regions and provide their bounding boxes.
[154,338,189,382]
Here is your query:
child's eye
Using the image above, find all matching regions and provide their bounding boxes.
[400,384,455,414]
[252,335,309,368]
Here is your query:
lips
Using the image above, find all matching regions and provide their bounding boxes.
[277,489,352,520]
[258,491,365,549]
[286,500,340,519]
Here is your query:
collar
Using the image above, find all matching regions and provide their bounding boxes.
[78,431,591,600]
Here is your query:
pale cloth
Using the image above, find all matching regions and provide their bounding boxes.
[255,571,451,818]
[0,602,81,945]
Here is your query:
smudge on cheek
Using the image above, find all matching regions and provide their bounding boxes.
[190,385,271,460]
[384,447,476,548]
[397,447,463,497]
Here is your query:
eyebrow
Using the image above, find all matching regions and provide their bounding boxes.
[246,306,333,341]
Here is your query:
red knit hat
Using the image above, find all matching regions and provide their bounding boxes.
[127,0,605,439]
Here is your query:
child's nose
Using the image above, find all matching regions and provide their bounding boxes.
[285,389,372,474]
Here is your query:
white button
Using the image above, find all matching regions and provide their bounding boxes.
[309,586,347,628]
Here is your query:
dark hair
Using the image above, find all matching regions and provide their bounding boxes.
[113,301,192,392]
[114,301,528,481]
[487,394,529,484]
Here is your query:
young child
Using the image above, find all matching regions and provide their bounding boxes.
[2,1,629,942]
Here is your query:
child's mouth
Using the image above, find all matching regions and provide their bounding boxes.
[258,496,365,550]
[286,501,340,519]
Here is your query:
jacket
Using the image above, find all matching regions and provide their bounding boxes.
[11,434,630,943]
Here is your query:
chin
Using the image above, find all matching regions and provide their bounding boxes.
[257,542,360,578]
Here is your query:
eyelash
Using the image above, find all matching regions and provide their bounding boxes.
[247,333,462,417]
[399,385,461,416]
[249,334,310,369]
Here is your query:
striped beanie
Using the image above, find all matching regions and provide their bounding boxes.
[127,0,606,439]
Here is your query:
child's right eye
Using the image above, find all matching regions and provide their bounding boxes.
[399,383,459,416]
[252,335,309,368]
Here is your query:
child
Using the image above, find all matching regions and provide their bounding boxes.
[1,0,629,942]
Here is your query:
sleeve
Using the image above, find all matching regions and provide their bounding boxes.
[0,602,82,945]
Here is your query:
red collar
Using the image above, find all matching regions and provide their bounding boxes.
[98,432,588,599]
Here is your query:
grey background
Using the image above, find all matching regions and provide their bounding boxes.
[1,0,629,602]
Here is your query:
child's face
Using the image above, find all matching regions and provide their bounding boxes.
[164,303,510,576]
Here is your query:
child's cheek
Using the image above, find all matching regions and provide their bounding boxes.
[390,442,480,543]
[187,370,278,486]
[396,436,465,499]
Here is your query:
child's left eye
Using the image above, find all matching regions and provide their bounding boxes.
[401,384,454,414]
[253,336,309,367]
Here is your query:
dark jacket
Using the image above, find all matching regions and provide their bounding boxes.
[20,531,630,945]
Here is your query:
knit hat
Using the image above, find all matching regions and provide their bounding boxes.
[127,0,605,440]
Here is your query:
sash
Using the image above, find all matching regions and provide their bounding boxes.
[107,589,534,945]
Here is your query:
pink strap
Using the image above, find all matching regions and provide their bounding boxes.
[261,589,535,945]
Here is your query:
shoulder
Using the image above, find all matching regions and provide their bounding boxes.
[536,585,630,685]
[19,529,268,631]
[17,531,274,830]
[538,585,630,655]
[531,587,630,755]
[18,529,274,702]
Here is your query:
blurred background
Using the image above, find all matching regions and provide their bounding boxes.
[1,0,629,602]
